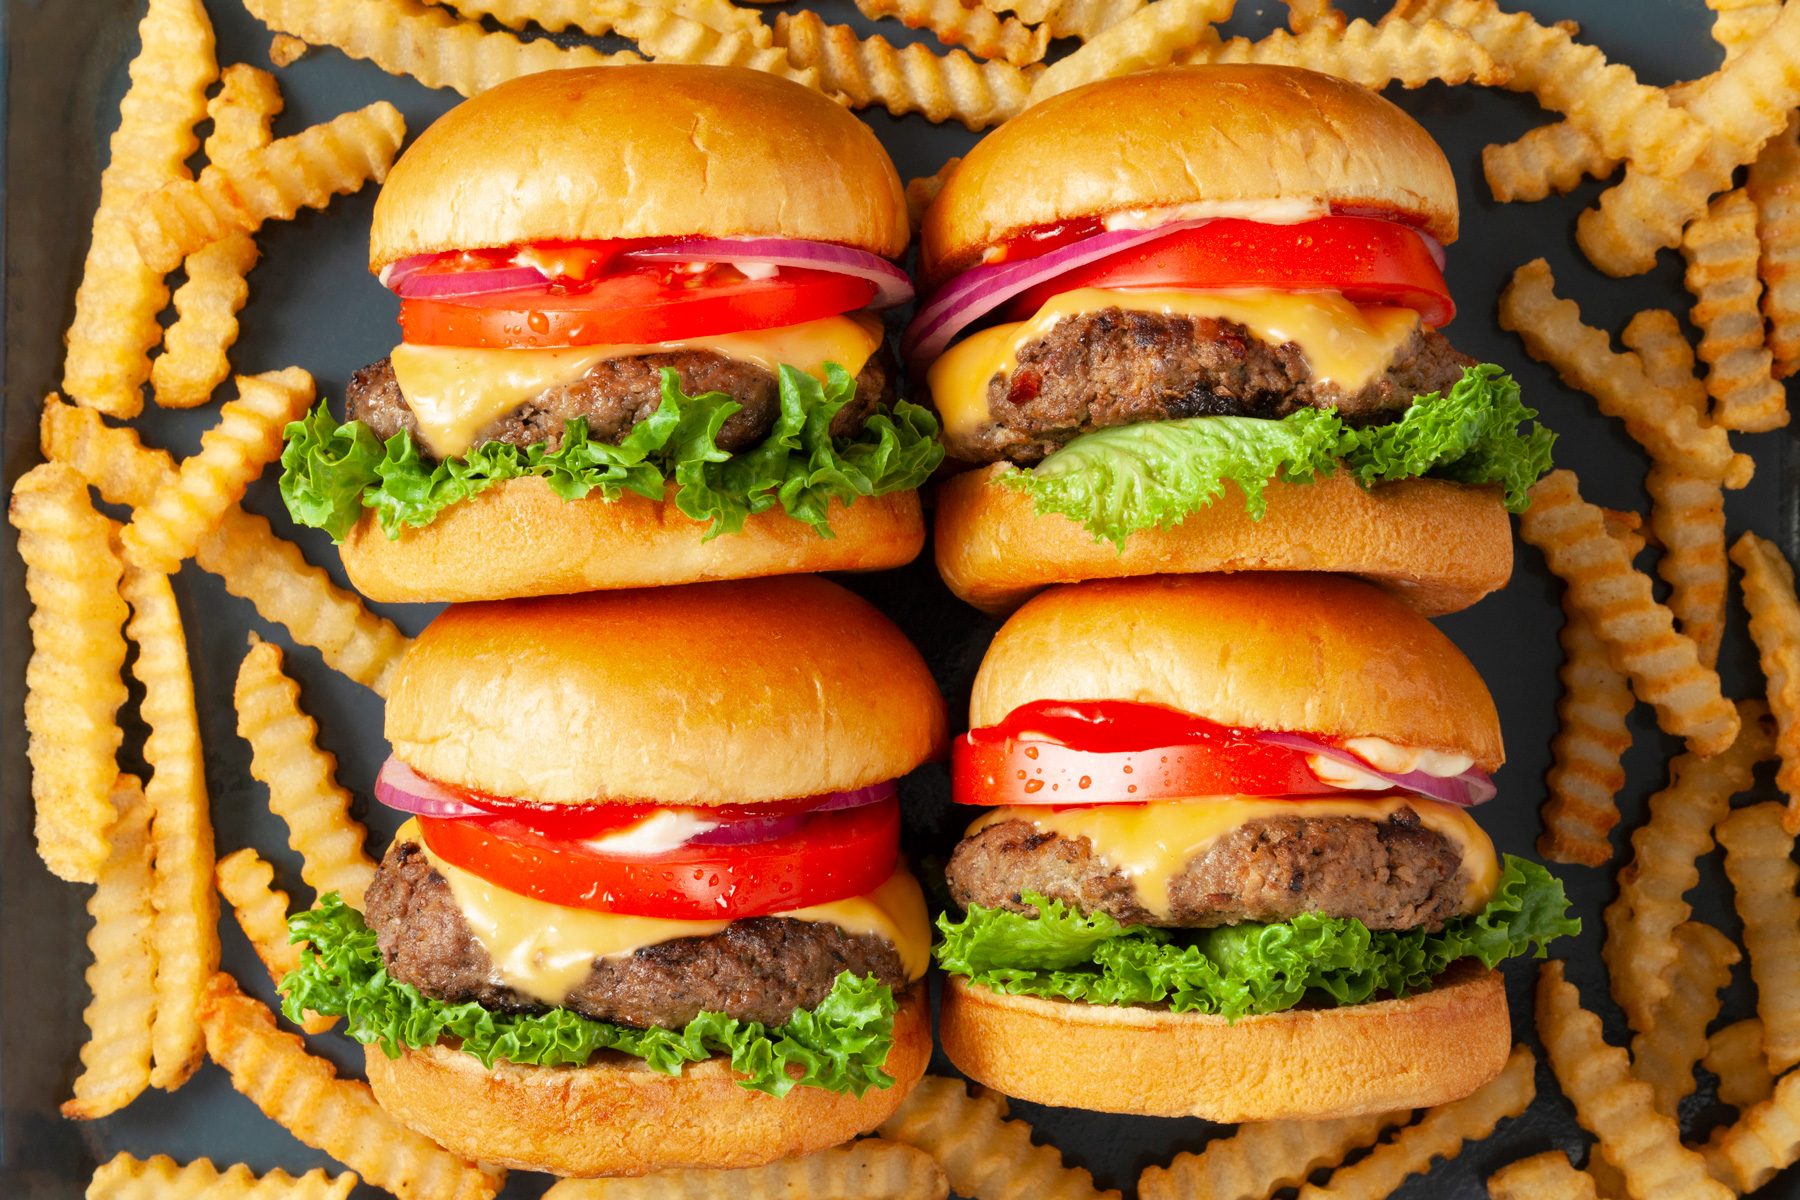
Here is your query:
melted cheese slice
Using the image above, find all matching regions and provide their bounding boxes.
[403,819,930,1006]
[966,796,1498,920]
[391,312,884,459]
[926,287,1422,443]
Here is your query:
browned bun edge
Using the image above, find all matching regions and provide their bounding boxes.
[365,988,931,1176]
[938,965,1508,1121]
[341,477,924,604]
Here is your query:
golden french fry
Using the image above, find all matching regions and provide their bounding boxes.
[234,636,376,909]
[1701,1068,1800,1194]
[1539,599,1633,868]
[9,461,130,883]
[978,0,1143,42]
[1646,467,1726,669]
[441,0,770,42]
[62,775,156,1120]
[1028,0,1231,104]
[1621,306,1707,413]
[216,848,335,1035]
[907,158,962,230]
[590,1,818,84]
[1499,260,1749,486]
[61,0,216,418]
[1706,1018,1776,1112]
[1749,116,1800,377]
[121,368,316,574]
[1482,120,1618,204]
[856,0,1048,66]
[1630,921,1738,1117]
[87,1152,357,1200]
[879,1075,1122,1200]
[1487,1151,1599,1200]
[540,1141,949,1199]
[269,32,310,66]
[1138,1110,1410,1200]
[1283,0,1344,34]
[127,104,404,275]
[40,394,173,509]
[198,973,503,1200]
[1710,0,1782,60]
[153,65,283,410]
[1682,189,1789,431]
[1172,17,1502,89]
[1717,802,1800,1072]
[1732,532,1800,831]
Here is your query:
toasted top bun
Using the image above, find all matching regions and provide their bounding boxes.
[370,65,909,268]
[920,65,1457,285]
[968,573,1502,768]
[387,577,946,805]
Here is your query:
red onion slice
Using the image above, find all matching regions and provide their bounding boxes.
[374,758,492,819]
[1256,732,1496,808]
[389,264,551,301]
[624,237,914,310]
[686,813,808,846]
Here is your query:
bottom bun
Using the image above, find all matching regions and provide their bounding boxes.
[341,477,925,603]
[933,467,1512,615]
[366,988,932,1176]
[939,962,1509,1121]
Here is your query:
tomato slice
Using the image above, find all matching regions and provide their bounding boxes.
[952,701,1339,807]
[999,217,1455,328]
[416,797,900,920]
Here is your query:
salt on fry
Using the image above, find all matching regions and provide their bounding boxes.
[1630,921,1738,1117]
[1749,117,1800,377]
[61,0,216,418]
[234,636,376,909]
[1138,1109,1409,1200]
[1717,802,1800,1073]
[121,368,316,574]
[856,0,1048,67]
[539,1141,948,1199]
[1483,120,1617,204]
[198,974,503,1200]
[1538,599,1633,868]
[1172,18,1502,90]
[1283,0,1345,35]
[977,0,1143,42]
[907,158,961,230]
[1682,189,1789,431]
[1701,1067,1800,1194]
[1028,0,1232,105]
[62,776,156,1120]
[9,461,129,882]
[269,32,310,66]
[216,848,335,1034]
[1732,532,1800,830]
[86,1153,357,1200]
[879,1075,1122,1200]
[1487,1151,1599,1200]
[1706,1018,1776,1112]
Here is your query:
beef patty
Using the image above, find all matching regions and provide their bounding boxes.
[939,309,1473,464]
[362,840,910,1029]
[946,810,1469,932]
[348,347,894,461]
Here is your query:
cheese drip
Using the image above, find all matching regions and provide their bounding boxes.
[965,795,1498,921]
[403,819,930,1007]
[390,311,883,459]
[927,287,1422,442]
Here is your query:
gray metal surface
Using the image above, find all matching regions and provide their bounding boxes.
[2,1,1795,1196]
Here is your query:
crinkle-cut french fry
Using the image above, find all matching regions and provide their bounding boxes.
[121,561,218,1090]
[1630,921,1738,1117]
[1294,1046,1534,1199]
[1706,1018,1776,1111]
[216,848,335,1034]
[1603,701,1772,1034]
[1138,1110,1409,1200]
[1701,1067,1800,1194]
[152,65,283,410]
[879,1075,1122,1200]
[1026,0,1230,103]
[1682,189,1789,431]
[1283,0,1344,34]
[61,0,216,418]
[587,1,818,84]
[1520,471,1740,757]
[62,775,155,1119]
[907,158,961,230]
[86,1153,357,1200]
[1172,17,1501,89]
[40,394,174,509]
[1717,802,1800,1072]
[128,104,404,274]
[1710,0,1783,61]
[1539,599,1633,868]
[1732,532,1800,830]
[540,1141,949,1200]
[978,0,1143,42]
[1750,116,1800,377]
[1537,961,1732,1200]
[1483,119,1618,204]
[9,462,130,883]
[1577,0,1800,276]
[440,0,769,42]
[855,0,1048,66]
[1621,308,1707,415]
[773,10,1037,130]
[1499,261,1750,486]
[269,32,310,66]
[234,636,376,908]
[1646,467,1727,669]
[1487,1151,1599,1200]
[121,367,316,574]
[198,974,503,1200]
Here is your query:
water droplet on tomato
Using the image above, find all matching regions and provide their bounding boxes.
[527,311,550,333]
[1023,746,1039,760]
[1078,776,1092,789]
[1127,784,1137,794]
[1023,779,1044,794]
[1122,765,1133,775]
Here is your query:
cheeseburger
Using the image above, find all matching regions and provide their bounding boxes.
[281,578,943,1175]
[934,574,1577,1121]
[280,66,941,603]
[909,66,1555,613]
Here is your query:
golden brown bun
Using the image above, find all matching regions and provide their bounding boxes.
[366,988,931,1176]
[970,572,1503,767]
[939,965,1508,1121]
[340,477,925,604]
[934,467,1512,618]
[386,575,946,805]
[920,65,1457,286]
[370,65,908,268]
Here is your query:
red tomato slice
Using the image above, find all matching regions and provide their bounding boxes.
[999,217,1455,329]
[952,700,1339,807]
[416,797,900,920]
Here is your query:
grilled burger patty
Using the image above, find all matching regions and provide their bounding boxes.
[347,347,895,461]
[946,810,1468,932]
[939,309,1474,465]
[363,840,910,1030]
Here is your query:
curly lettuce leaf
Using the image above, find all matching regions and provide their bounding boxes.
[934,856,1578,1021]
[282,895,900,1097]
[279,363,943,542]
[995,364,1552,548]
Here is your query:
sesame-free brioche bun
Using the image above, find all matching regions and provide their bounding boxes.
[385,576,946,805]
[365,988,931,1176]
[969,573,1503,768]
[369,64,909,269]
[938,964,1508,1121]
[920,65,1457,286]
[933,469,1512,616]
